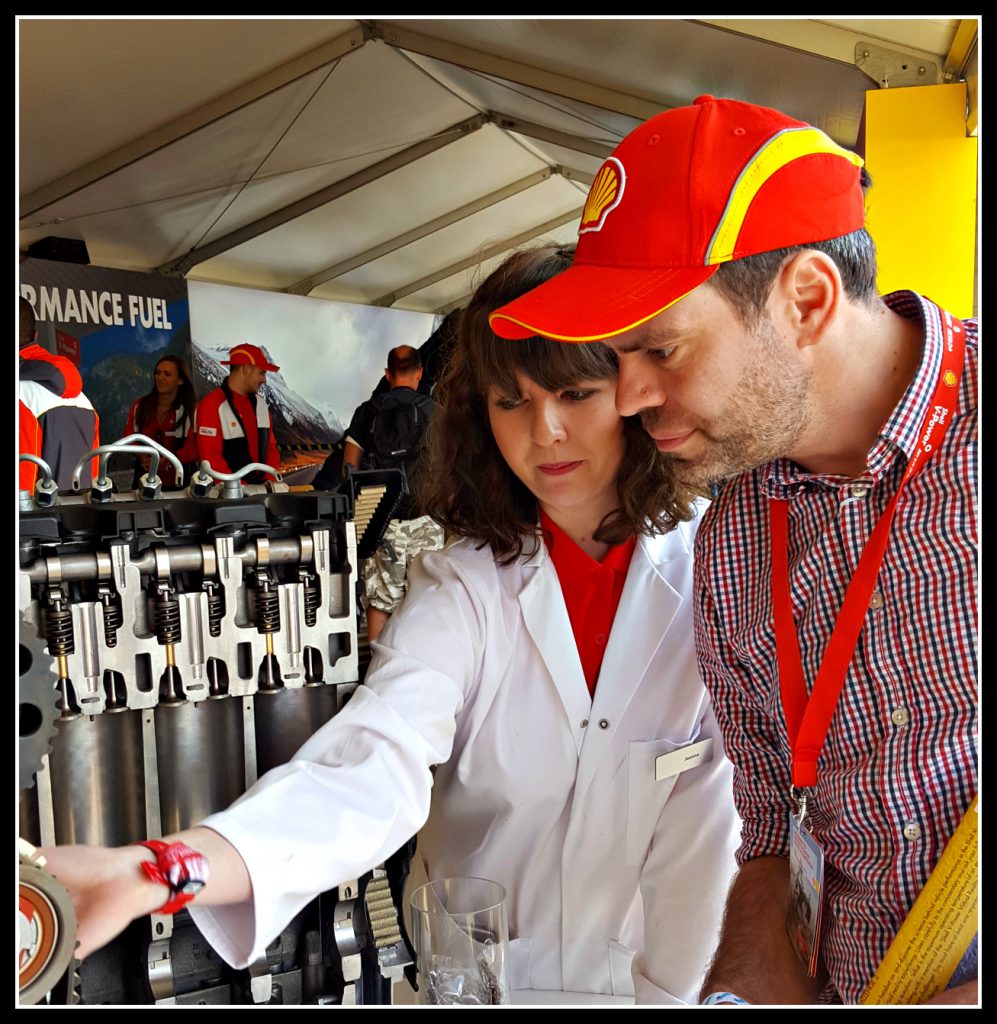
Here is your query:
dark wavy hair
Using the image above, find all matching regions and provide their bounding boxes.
[133,355,196,438]
[417,244,698,563]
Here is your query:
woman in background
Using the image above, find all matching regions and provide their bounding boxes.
[122,354,197,487]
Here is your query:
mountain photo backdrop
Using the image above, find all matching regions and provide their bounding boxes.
[188,281,437,484]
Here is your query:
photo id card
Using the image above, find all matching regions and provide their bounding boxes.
[787,811,825,977]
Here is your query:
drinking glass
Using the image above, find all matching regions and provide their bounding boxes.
[409,877,511,1005]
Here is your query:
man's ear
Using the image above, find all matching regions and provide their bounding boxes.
[773,250,841,350]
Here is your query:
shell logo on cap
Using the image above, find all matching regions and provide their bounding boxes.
[580,158,626,235]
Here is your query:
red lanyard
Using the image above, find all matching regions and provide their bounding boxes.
[771,312,966,789]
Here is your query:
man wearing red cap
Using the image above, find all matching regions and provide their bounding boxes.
[193,343,282,481]
[490,96,977,1006]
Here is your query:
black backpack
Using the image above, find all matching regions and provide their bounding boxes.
[365,391,434,511]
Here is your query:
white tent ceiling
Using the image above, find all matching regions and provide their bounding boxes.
[18,17,978,315]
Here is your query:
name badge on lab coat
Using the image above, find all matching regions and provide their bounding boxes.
[655,738,713,781]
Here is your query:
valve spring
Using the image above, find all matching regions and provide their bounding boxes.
[205,589,225,638]
[254,584,281,634]
[302,574,321,628]
[153,593,182,645]
[100,595,123,647]
[45,603,75,657]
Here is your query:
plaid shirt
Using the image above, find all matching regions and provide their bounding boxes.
[694,292,978,1003]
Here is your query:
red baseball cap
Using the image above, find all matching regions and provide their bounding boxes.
[222,343,280,372]
[489,95,865,342]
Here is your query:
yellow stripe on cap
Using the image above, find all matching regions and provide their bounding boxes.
[706,127,865,266]
[489,285,701,343]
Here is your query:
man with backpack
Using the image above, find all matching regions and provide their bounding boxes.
[343,345,444,642]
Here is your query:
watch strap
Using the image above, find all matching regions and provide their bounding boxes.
[702,991,750,1006]
[132,839,209,916]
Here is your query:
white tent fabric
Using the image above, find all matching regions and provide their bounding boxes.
[18,17,975,314]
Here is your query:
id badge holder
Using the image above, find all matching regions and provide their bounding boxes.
[787,790,825,977]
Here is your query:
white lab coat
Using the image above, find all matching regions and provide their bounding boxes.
[193,513,739,1004]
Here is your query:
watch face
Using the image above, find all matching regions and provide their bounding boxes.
[179,879,205,896]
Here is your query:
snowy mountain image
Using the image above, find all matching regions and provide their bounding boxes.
[192,343,344,447]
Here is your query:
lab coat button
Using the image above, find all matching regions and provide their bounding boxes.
[598,719,609,729]
[580,719,588,728]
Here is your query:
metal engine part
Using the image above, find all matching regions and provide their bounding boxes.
[19,609,60,792]
[17,471,403,1006]
[364,871,412,984]
[18,842,80,1005]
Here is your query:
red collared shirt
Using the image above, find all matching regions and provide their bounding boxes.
[539,509,636,696]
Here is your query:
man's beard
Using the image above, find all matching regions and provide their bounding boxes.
[646,319,812,490]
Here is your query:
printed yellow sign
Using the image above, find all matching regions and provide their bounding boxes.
[860,795,978,1005]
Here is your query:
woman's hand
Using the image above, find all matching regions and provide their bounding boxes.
[35,844,165,959]
[37,827,253,960]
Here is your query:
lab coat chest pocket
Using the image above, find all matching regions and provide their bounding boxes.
[625,733,697,866]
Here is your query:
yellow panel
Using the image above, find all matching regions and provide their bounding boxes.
[863,84,977,319]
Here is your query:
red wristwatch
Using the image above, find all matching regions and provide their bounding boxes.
[132,840,210,915]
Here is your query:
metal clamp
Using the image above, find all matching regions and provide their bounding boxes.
[71,444,170,502]
[116,433,188,487]
[72,439,185,494]
[854,41,940,88]
[19,454,60,507]
[791,786,814,831]
[192,460,283,500]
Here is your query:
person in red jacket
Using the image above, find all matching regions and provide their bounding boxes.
[193,343,281,482]
[123,354,198,488]
[18,296,99,492]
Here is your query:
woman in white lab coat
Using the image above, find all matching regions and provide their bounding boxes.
[39,246,739,1005]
